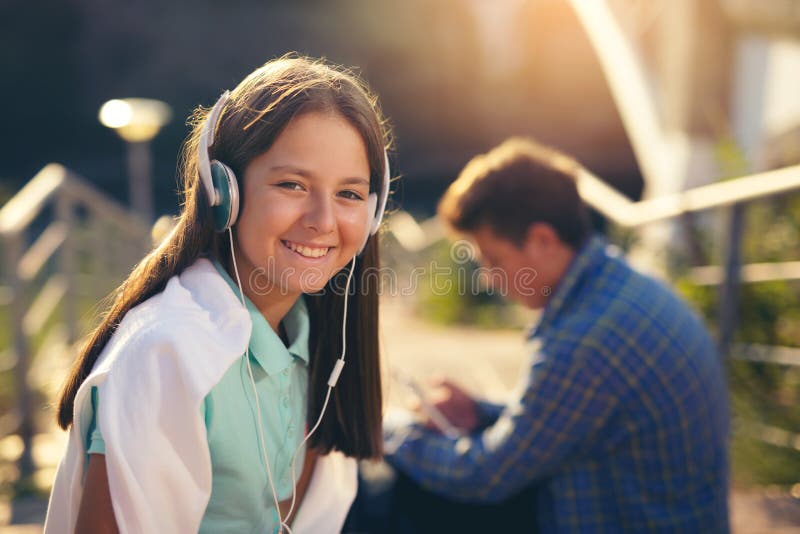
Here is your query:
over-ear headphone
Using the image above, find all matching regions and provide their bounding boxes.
[198,91,390,252]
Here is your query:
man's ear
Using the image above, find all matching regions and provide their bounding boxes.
[522,223,559,257]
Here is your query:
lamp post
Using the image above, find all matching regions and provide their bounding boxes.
[99,98,172,222]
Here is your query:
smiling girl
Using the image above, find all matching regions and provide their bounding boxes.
[44,55,391,534]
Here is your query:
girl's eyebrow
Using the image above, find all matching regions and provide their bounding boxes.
[269,164,312,177]
[340,177,370,187]
[269,165,369,186]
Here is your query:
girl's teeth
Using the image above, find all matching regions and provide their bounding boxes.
[286,241,329,258]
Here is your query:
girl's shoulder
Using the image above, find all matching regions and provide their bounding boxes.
[92,258,251,385]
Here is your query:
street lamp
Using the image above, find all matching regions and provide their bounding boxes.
[99,98,172,222]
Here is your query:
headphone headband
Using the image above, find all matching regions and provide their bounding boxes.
[198,91,230,207]
[371,149,391,236]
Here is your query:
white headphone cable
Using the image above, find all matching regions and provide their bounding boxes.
[228,229,285,532]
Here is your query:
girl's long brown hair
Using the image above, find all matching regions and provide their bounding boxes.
[57,54,389,459]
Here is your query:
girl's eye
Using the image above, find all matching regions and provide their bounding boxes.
[276,181,304,191]
[339,190,366,201]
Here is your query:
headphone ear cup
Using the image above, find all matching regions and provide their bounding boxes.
[357,192,378,255]
[210,160,240,232]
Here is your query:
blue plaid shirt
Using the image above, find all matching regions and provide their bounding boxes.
[386,236,730,532]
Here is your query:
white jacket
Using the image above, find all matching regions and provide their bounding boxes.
[44,258,357,533]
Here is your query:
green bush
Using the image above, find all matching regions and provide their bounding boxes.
[414,240,526,330]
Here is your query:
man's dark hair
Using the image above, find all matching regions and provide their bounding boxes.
[438,137,591,249]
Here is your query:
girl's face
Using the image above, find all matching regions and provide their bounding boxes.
[233,111,372,297]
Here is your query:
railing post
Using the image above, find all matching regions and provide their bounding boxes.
[57,188,77,344]
[3,231,35,481]
[718,202,745,358]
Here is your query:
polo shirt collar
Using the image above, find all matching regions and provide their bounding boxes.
[528,235,608,339]
[212,260,310,374]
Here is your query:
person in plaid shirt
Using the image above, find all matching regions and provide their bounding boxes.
[379,138,730,533]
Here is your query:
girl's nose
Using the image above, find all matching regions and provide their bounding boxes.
[302,192,336,234]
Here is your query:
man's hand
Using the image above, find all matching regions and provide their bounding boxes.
[411,378,480,434]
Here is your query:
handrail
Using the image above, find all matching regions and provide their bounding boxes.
[0,163,149,238]
[387,161,800,254]
[576,164,800,227]
[734,344,800,367]
[737,421,800,452]
[18,222,68,281]
[690,261,800,285]
[0,164,66,235]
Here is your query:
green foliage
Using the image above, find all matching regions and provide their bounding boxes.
[675,190,800,490]
[414,240,526,330]
[668,131,800,489]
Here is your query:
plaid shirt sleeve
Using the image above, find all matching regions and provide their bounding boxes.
[385,339,624,503]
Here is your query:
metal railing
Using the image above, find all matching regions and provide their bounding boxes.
[0,164,150,481]
[565,0,800,453]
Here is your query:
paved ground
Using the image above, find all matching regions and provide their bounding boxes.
[1,297,799,532]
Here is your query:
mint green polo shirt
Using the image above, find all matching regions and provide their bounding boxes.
[86,261,311,533]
